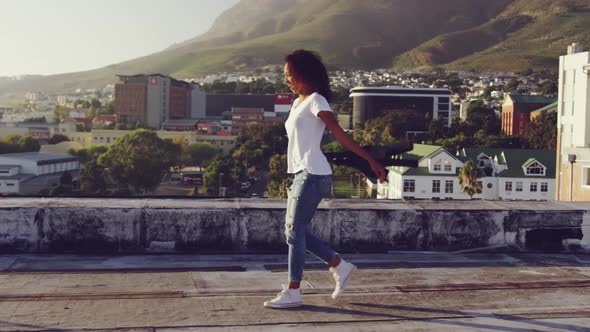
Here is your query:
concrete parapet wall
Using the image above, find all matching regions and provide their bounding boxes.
[0,198,589,254]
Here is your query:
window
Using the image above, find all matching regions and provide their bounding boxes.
[6,183,14,186]
[516,182,523,192]
[505,182,512,191]
[433,162,441,171]
[403,179,415,193]
[584,167,590,186]
[530,182,538,192]
[432,180,440,193]
[444,161,452,172]
[445,180,453,193]
[525,161,545,176]
[541,182,548,192]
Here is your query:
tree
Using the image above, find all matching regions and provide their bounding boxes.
[87,107,97,119]
[23,116,47,123]
[232,123,288,172]
[201,155,232,196]
[49,134,70,144]
[428,118,447,140]
[52,105,70,123]
[80,158,108,194]
[505,79,520,93]
[68,145,108,194]
[186,143,218,169]
[322,141,345,153]
[526,111,557,150]
[267,154,291,198]
[172,135,190,169]
[0,134,39,153]
[541,81,558,98]
[459,160,481,199]
[465,104,501,137]
[18,135,40,152]
[99,129,179,194]
[90,98,102,109]
[97,100,115,115]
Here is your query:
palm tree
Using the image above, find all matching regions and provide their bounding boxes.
[459,159,481,199]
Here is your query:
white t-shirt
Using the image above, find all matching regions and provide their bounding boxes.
[284,92,333,175]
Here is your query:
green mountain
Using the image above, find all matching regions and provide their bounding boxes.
[1,0,589,96]
[393,0,590,71]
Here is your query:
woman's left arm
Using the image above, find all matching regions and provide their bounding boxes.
[317,111,387,183]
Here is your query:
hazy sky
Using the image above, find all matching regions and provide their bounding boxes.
[0,0,239,76]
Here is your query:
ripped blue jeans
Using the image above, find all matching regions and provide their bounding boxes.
[285,169,336,282]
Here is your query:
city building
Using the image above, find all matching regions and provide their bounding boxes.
[0,152,79,195]
[0,121,76,142]
[231,108,264,135]
[349,86,453,130]
[376,144,555,201]
[69,129,237,155]
[556,43,590,201]
[161,119,199,132]
[205,94,276,118]
[114,74,206,129]
[501,94,555,137]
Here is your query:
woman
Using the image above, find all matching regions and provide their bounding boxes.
[264,50,386,309]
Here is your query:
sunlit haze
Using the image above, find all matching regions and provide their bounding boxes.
[0,0,239,76]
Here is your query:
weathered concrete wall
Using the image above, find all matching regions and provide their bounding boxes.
[0,198,589,254]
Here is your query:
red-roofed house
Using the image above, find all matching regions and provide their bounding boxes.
[92,115,117,126]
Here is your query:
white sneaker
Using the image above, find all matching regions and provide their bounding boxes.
[330,259,357,299]
[263,285,302,309]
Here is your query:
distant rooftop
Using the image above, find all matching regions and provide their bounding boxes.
[506,94,556,105]
[0,152,77,163]
[350,86,452,96]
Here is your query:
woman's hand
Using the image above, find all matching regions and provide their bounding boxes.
[369,159,387,183]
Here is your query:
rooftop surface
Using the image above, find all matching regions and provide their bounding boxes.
[1,252,589,331]
[0,152,76,162]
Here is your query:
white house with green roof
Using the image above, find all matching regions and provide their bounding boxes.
[459,148,555,201]
[378,144,466,200]
[376,144,555,201]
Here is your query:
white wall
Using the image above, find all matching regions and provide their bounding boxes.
[558,51,590,149]
[146,76,170,129]
[190,86,206,119]
[0,180,19,194]
[498,178,555,201]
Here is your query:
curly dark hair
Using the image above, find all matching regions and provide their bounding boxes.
[284,49,333,103]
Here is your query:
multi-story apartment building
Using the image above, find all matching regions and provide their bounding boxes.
[376,144,555,201]
[349,86,453,130]
[114,74,205,129]
[556,43,590,201]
